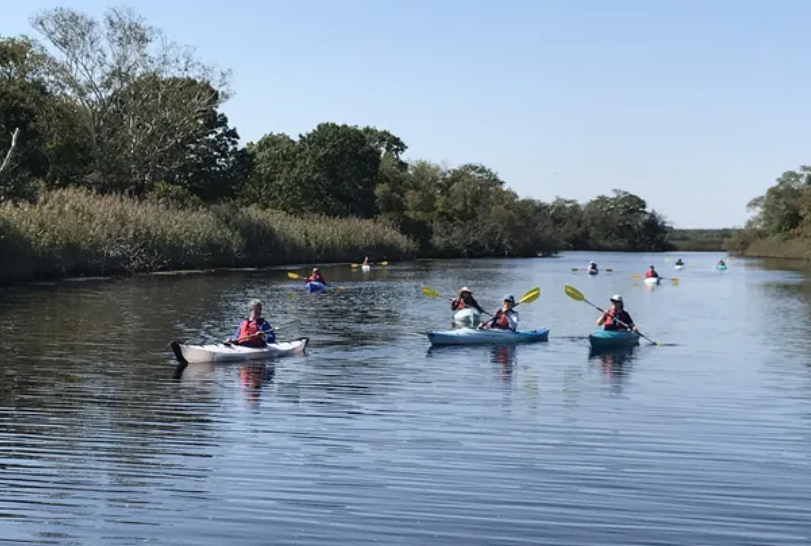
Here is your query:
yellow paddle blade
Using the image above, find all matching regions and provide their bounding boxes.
[380,261,389,266]
[518,287,540,305]
[571,268,580,271]
[421,286,440,298]
[605,268,613,272]
[671,277,679,282]
[350,263,359,268]
[631,273,640,279]
[287,272,301,280]
[564,284,585,302]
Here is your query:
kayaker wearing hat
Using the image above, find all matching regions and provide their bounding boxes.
[305,267,326,285]
[451,287,486,314]
[596,295,636,332]
[230,299,276,347]
[644,265,659,279]
[479,294,519,331]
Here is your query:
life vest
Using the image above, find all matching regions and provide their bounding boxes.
[604,310,630,331]
[237,319,266,347]
[452,298,467,311]
[492,310,515,330]
[306,274,324,284]
[644,271,658,278]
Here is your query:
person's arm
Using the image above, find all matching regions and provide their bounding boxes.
[596,311,608,326]
[624,312,637,331]
[472,297,486,314]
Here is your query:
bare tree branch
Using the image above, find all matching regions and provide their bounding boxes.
[0,128,21,176]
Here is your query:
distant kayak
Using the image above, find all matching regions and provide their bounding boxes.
[588,330,640,350]
[588,269,599,275]
[643,277,662,285]
[361,264,371,272]
[453,308,481,326]
[171,338,309,364]
[305,281,326,292]
[715,264,728,271]
[426,327,550,346]
[674,265,685,270]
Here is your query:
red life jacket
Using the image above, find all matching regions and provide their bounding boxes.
[237,319,266,347]
[604,310,630,331]
[644,270,658,278]
[493,310,512,329]
[306,274,324,284]
[452,298,466,311]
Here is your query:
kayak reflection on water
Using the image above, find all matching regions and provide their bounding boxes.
[490,344,517,382]
[239,363,275,407]
[588,345,637,391]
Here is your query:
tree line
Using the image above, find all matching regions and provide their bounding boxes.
[1,6,673,265]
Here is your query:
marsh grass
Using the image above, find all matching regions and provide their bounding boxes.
[0,189,417,282]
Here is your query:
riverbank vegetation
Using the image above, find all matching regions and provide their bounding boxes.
[1,6,675,282]
[668,229,738,252]
[727,166,811,260]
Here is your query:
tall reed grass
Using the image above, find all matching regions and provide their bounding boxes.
[0,189,417,282]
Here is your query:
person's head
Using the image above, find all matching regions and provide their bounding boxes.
[312,267,319,274]
[459,286,472,298]
[590,261,595,265]
[610,294,624,310]
[648,265,655,271]
[248,299,263,319]
[502,294,515,310]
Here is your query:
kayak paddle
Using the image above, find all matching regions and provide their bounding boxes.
[572,267,613,272]
[631,274,679,282]
[478,287,540,330]
[287,271,344,290]
[421,286,492,316]
[563,284,663,346]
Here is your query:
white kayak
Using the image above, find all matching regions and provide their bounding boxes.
[643,277,662,285]
[361,264,371,272]
[674,264,685,270]
[170,338,309,364]
[453,308,481,326]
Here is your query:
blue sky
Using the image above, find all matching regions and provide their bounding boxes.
[3,0,810,228]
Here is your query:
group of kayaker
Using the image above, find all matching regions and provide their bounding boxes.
[452,288,519,331]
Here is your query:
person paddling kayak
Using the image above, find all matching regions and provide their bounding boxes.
[717,259,726,267]
[230,299,275,347]
[596,295,637,332]
[675,259,684,266]
[451,287,486,314]
[305,267,326,285]
[644,265,659,279]
[588,261,598,273]
[479,294,519,331]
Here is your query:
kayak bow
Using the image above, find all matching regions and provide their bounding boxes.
[426,327,550,346]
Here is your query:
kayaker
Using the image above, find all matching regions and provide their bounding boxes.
[231,299,275,347]
[362,256,370,266]
[675,259,684,266]
[305,267,326,285]
[717,259,726,266]
[596,295,637,332]
[588,261,598,272]
[451,287,486,314]
[644,265,659,279]
[479,294,519,332]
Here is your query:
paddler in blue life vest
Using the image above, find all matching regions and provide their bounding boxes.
[596,295,637,332]
[231,299,275,347]
[479,294,519,331]
[304,267,326,285]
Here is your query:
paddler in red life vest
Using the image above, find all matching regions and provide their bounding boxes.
[304,267,326,285]
[596,294,637,332]
[230,299,275,347]
[451,287,485,314]
[644,265,659,279]
[479,294,519,331]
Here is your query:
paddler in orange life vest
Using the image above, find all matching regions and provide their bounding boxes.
[451,287,485,314]
[231,299,275,347]
[304,267,326,285]
[596,294,637,332]
[644,265,659,279]
[479,294,519,331]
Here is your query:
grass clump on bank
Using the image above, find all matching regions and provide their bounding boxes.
[0,189,417,283]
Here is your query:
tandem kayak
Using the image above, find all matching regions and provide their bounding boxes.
[643,277,662,285]
[170,338,309,364]
[305,281,326,292]
[588,330,640,350]
[426,327,550,346]
[453,308,481,326]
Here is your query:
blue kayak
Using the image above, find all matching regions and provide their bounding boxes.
[715,264,728,271]
[588,330,640,350]
[427,327,550,346]
[588,269,598,275]
[305,281,326,292]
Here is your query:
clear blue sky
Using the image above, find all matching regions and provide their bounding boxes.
[3,0,810,228]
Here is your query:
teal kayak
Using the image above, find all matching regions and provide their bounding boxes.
[427,327,550,346]
[715,264,727,271]
[588,330,640,350]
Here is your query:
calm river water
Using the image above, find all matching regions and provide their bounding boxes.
[1,252,810,545]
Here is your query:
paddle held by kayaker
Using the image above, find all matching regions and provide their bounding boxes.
[231,299,276,346]
[596,295,637,332]
[451,287,486,314]
[305,267,326,285]
[644,265,659,279]
[479,294,519,331]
